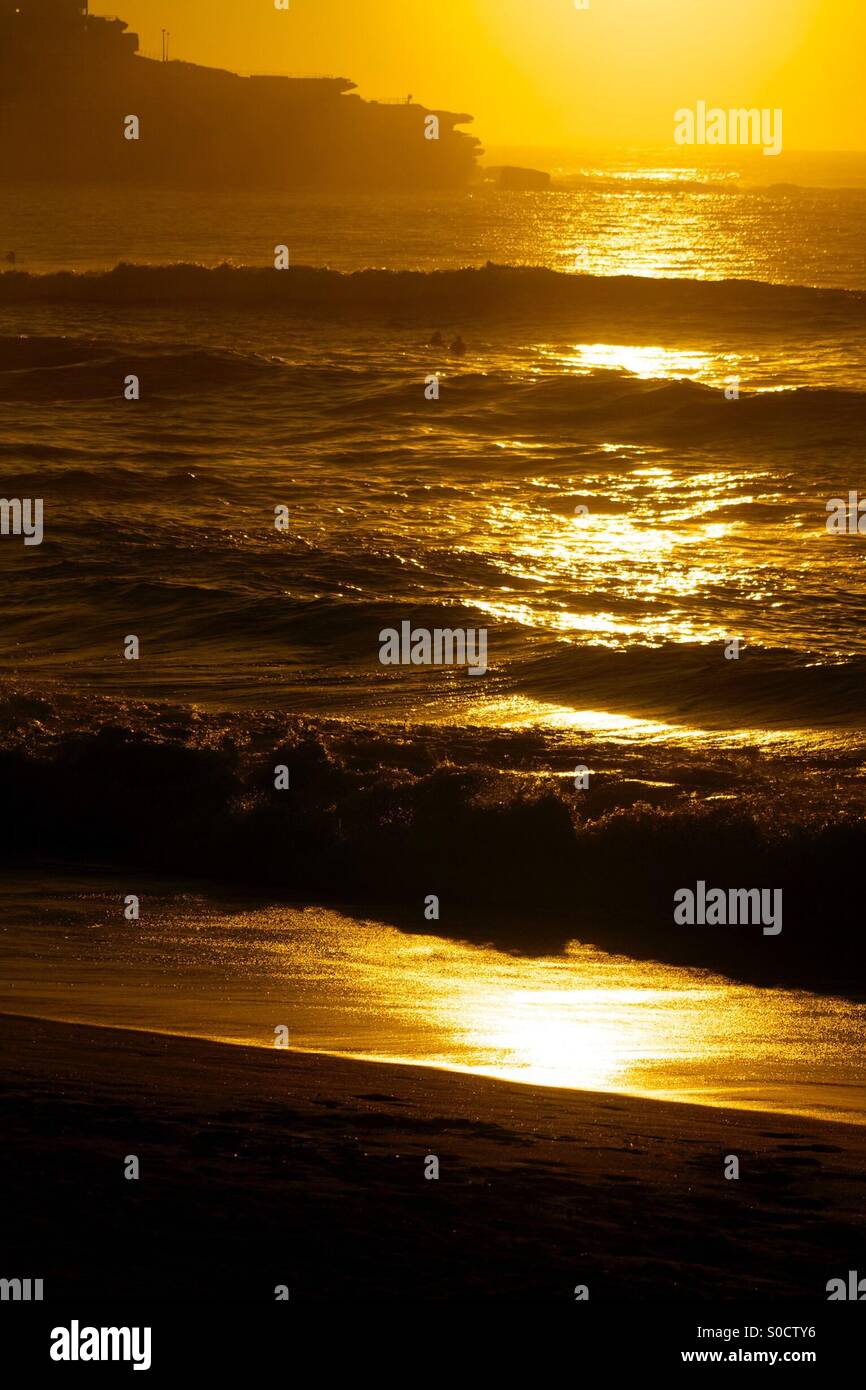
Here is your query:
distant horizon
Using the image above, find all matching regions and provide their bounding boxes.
[481,144,866,161]
[478,147,866,193]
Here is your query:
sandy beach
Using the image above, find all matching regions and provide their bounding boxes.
[3,1012,864,1302]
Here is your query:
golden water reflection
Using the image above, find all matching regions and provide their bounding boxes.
[286,916,866,1125]
[442,695,859,756]
[541,342,733,383]
[4,885,863,1126]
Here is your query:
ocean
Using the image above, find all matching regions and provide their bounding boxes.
[2,172,865,1115]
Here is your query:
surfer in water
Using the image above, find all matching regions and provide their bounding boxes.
[450,334,466,356]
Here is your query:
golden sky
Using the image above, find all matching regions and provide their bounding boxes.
[106,0,866,150]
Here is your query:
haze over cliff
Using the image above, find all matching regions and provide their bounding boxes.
[0,0,482,189]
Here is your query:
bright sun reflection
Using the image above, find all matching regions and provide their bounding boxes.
[543,342,735,384]
[8,890,866,1126]
[449,696,857,754]
[283,917,866,1125]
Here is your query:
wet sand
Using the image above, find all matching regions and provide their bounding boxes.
[2,1012,864,1301]
[5,880,865,1124]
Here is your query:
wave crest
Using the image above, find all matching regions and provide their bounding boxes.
[2,261,864,326]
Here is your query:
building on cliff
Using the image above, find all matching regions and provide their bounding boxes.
[0,0,483,188]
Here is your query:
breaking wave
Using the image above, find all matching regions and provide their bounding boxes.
[1,693,865,995]
[2,261,865,329]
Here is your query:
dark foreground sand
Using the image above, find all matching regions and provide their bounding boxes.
[2,1013,864,1301]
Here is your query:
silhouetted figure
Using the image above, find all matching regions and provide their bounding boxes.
[450,335,466,356]
[429,330,443,346]
[4,251,15,265]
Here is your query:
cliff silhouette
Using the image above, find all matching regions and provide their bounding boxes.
[0,0,483,189]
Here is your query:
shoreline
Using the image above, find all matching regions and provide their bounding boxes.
[3,695,866,996]
[3,1012,865,1300]
[5,1006,866,1129]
